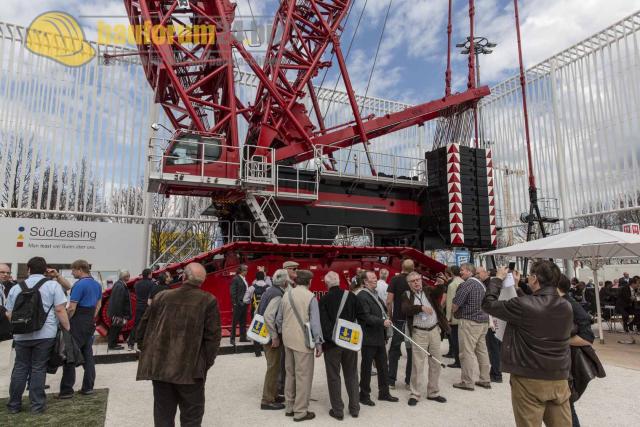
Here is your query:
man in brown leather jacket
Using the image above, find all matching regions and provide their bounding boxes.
[137,262,221,426]
[481,261,573,427]
[401,271,449,406]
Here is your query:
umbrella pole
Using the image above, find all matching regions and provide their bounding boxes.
[592,267,604,344]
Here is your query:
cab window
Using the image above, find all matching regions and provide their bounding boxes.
[167,140,198,165]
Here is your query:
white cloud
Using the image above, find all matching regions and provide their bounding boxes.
[459,0,640,84]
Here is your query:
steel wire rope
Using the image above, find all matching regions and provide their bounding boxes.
[341,0,394,174]
[316,0,357,93]
[321,0,369,121]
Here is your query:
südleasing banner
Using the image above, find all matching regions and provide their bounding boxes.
[0,217,145,273]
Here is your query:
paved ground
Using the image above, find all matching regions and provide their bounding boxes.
[1,332,638,426]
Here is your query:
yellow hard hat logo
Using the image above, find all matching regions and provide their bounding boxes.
[26,12,95,67]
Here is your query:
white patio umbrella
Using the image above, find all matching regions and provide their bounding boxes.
[483,226,640,343]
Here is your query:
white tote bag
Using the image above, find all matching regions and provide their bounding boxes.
[332,291,363,351]
[247,313,270,345]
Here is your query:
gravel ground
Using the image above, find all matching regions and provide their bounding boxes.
[0,339,636,426]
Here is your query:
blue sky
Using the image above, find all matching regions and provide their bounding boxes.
[3,0,640,105]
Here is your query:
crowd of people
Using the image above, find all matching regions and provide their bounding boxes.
[0,256,625,426]
[235,259,608,426]
[0,258,102,413]
[0,258,177,415]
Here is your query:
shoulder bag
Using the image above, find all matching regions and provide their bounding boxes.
[288,291,315,349]
[332,291,363,351]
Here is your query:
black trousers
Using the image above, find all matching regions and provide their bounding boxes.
[449,324,460,365]
[128,307,146,347]
[250,305,262,356]
[387,320,411,385]
[108,323,123,348]
[630,308,640,331]
[485,328,502,380]
[324,346,360,416]
[360,344,390,399]
[618,307,632,332]
[61,309,96,395]
[230,304,247,343]
[152,380,205,427]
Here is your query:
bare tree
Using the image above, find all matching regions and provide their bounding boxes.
[0,139,35,217]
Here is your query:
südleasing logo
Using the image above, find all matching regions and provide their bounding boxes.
[16,226,25,248]
[26,12,96,67]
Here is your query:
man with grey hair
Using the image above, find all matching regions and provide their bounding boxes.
[376,269,389,302]
[257,268,290,410]
[277,270,324,421]
[137,262,221,426]
[319,271,360,420]
[452,263,491,391]
[107,270,131,350]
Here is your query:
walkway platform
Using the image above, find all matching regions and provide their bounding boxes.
[93,336,257,364]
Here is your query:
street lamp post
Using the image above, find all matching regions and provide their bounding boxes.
[456,37,497,146]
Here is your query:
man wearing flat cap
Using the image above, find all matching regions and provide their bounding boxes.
[283,261,299,285]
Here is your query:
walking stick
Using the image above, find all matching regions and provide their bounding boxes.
[391,324,446,368]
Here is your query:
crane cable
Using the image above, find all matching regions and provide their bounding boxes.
[358,0,393,112]
[317,0,357,92]
[321,0,369,121]
[341,0,393,173]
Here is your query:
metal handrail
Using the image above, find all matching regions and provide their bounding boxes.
[276,164,319,199]
[252,221,304,243]
[232,221,252,242]
[314,145,427,185]
[305,223,349,245]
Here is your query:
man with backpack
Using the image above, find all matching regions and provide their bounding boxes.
[4,256,70,415]
[245,271,269,357]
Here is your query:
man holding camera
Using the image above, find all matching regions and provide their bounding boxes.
[482,261,573,427]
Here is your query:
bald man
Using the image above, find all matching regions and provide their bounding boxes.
[137,263,221,426]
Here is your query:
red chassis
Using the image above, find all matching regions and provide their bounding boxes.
[96,241,446,338]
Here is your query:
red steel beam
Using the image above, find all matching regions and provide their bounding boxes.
[275,86,490,162]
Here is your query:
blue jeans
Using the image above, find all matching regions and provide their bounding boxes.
[8,338,55,413]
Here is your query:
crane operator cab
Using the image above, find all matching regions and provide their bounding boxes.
[162,132,240,182]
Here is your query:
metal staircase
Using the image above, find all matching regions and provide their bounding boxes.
[246,192,283,243]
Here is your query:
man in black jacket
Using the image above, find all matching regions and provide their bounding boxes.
[557,274,604,427]
[128,269,155,350]
[482,261,573,427]
[319,271,360,420]
[107,270,131,350]
[230,264,249,345]
[357,270,398,406]
[616,277,639,332]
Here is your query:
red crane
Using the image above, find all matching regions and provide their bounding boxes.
[123,0,489,166]
[100,0,496,342]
